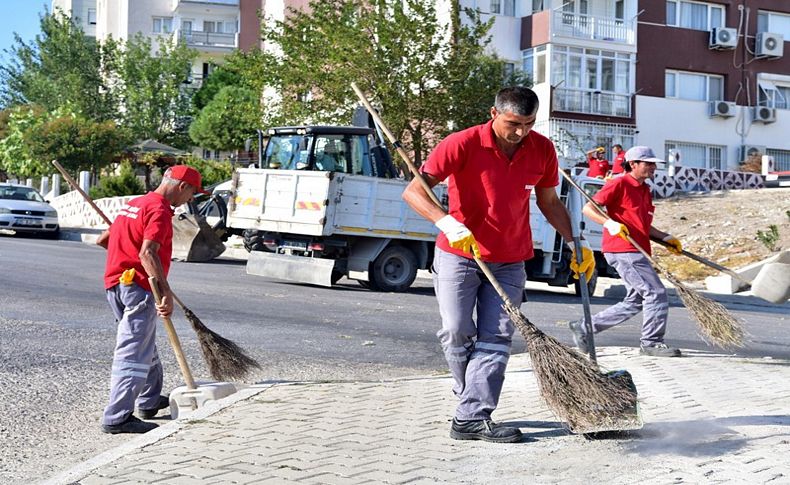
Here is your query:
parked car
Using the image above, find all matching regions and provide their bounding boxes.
[0,183,60,238]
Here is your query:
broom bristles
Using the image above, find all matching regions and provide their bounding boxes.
[665,273,746,349]
[504,303,638,430]
[181,306,261,381]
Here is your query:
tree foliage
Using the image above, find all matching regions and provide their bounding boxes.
[0,9,119,121]
[189,86,262,151]
[181,154,233,188]
[89,160,145,199]
[248,0,528,164]
[115,34,197,148]
[0,104,50,177]
[192,66,242,110]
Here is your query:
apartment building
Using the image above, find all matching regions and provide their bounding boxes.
[479,0,790,172]
[55,0,242,88]
[52,0,98,37]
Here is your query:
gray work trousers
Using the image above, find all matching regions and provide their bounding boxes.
[432,248,526,421]
[590,252,668,346]
[102,283,163,425]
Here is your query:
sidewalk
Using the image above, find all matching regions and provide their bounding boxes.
[46,348,790,485]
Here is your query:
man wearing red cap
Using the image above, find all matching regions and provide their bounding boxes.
[96,165,207,433]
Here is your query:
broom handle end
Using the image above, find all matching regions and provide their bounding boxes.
[149,277,197,390]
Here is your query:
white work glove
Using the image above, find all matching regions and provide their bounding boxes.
[567,240,595,281]
[435,214,480,258]
[662,234,683,255]
[603,219,630,241]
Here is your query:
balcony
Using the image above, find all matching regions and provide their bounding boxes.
[553,87,632,118]
[177,30,238,50]
[553,12,635,44]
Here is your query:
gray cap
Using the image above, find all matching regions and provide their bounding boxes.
[625,146,664,163]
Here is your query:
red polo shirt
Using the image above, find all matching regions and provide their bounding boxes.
[587,157,610,178]
[592,174,654,255]
[421,120,559,263]
[104,192,174,291]
[611,151,626,174]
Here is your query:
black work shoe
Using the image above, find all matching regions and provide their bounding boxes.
[568,320,591,354]
[450,418,523,443]
[102,415,159,434]
[138,395,170,419]
[640,343,682,357]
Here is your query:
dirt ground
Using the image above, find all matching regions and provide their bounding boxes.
[650,187,790,281]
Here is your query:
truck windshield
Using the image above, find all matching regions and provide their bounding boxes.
[264,135,312,170]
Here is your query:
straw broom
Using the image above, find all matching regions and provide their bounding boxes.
[51,160,261,380]
[350,84,638,429]
[558,169,746,349]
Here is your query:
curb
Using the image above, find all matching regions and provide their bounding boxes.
[41,384,275,485]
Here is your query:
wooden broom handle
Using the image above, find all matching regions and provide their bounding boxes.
[149,277,196,390]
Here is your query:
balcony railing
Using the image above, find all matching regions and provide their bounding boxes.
[553,12,634,44]
[553,88,632,117]
[179,30,237,48]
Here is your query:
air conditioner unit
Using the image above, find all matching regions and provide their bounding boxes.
[709,27,738,50]
[708,100,736,118]
[756,32,784,57]
[752,106,777,123]
[740,144,766,162]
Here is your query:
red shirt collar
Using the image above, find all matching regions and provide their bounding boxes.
[479,119,530,154]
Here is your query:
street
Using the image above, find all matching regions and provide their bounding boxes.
[1,235,788,483]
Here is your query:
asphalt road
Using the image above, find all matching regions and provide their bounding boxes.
[1,234,788,483]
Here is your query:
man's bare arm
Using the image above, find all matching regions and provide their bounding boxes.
[402,173,446,222]
[96,230,110,249]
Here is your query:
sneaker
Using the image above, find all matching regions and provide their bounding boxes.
[138,395,170,419]
[640,343,682,357]
[101,415,159,435]
[568,320,590,354]
[450,418,523,443]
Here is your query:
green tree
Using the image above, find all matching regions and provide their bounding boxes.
[181,154,233,187]
[0,9,119,121]
[115,34,197,148]
[26,115,129,175]
[249,0,524,165]
[189,86,262,151]
[192,66,242,110]
[89,160,145,199]
[0,104,49,177]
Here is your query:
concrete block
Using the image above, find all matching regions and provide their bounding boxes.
[752,262,790,304]
[169,381,236,420]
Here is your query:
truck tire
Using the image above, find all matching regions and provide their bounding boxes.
[242,229,266,252]
[574,268,598,297]
[368,245,418,292]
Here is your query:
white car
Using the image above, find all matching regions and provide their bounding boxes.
[0,183,60,238]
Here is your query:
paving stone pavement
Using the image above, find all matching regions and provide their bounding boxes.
[46,348,790,485]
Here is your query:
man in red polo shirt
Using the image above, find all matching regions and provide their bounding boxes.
[586,146,610,178]
[570,146,683,358]
[403,87,595,443]
[96,165,207,433]
[610,144,626,175]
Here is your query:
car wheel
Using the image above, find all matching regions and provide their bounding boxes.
[368,245,418,292]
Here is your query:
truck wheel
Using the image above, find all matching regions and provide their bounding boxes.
[369,246,418,292]
[574,268,598,297]
[242,229,266,252]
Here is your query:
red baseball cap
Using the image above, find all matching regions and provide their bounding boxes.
[165,165,209,194]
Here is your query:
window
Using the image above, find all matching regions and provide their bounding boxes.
[664,141,727,169]
[490,0,515,16]
[766,148,790,172]
[522,46,546,84]
[758,10,790,38]
[665,70,724,101]
[532,0,546,13]
[490,0,501,14]
[503,62,515,79]
[182,20,193,33]
[87,8,96,25]
[552,47,632,94]
[666,1,724,31]
[153,17,173,33]
[758,81,790,110]
[203,20,223,33]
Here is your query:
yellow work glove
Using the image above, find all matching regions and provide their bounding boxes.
[603,219,630,241]
[662,234,683,255]
[435,214,481,259]
[568,240,595,281]
[119,268,136,286]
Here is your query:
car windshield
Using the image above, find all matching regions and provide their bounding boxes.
[263,135,313,170]
[0,186,45,202]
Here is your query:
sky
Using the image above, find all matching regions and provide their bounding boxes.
[0,1,49,59]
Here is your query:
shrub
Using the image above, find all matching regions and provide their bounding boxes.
[89,161,145,199]
[756,224,780,252]
[181,155,233,188]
